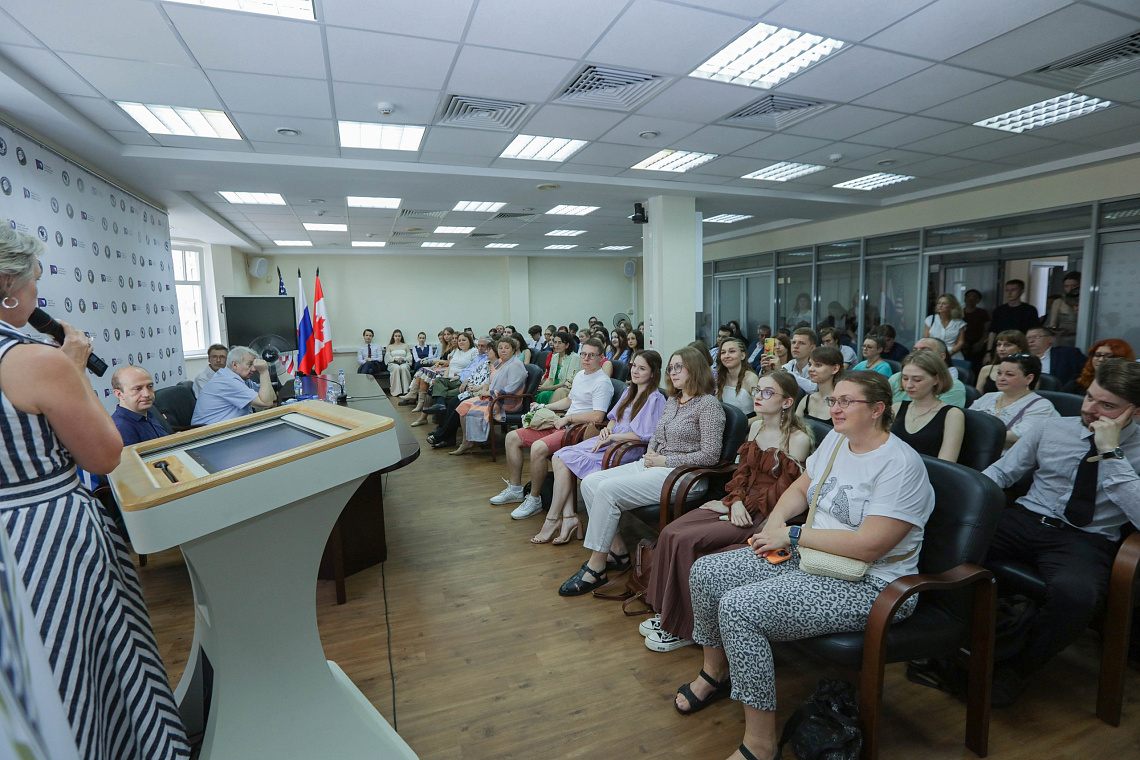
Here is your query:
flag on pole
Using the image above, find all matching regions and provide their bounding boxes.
[312,267,333,375]
[296,269,315,374]
[277,267,296,374]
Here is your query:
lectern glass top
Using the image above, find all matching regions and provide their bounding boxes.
[186,421,324,474]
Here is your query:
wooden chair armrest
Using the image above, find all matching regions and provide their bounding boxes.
[1108,530,1140,603]
[667,464,740,526]
[490,392,533,420]
[602,441,647,469]
[1097,530,1140,725]
[563,422,596,447]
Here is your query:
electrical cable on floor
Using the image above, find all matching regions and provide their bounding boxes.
[381,560,397,731]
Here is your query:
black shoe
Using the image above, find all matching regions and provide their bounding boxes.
[397,398,416,406]
[424,402,446,413]
[559,562,608,597]
[990,665,1030,708]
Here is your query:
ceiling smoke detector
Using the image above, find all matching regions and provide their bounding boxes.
[377,102,395,115]
[276,127,300,136]
[639,130,660,139]
[308,198,325,204]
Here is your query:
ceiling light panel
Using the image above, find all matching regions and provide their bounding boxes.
[703,214,754,224]
[600,245,633,250]
[690,23,845,89]
[347,196,401,208]
[338,121,425,151]
[546,205,599,216]
[832,173,915,191]
[274,240,312,246]
[742,162,827,182]
[434,226,475,234]
[303,223,348,231]
[163,0,315,20]
[499,135,587,162]
[546,229,586,237]
[973,93,1115,134]
[218,191,286,205]
[117,102,241,139]
[545,245,577,250]
[421,242,454,248]
[485,243,519,248]
[454,201,506,212]
[351,241,387,247]
[632,149,718,172]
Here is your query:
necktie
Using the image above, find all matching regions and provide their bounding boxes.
[367,345,372,358]
[1064,438,1100,527]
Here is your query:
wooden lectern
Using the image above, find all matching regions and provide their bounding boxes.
[110,401,417,760]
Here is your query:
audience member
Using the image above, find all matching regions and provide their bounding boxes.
[425,337,493,442]
[1026,325,1085,385]
[384,329,413,396]
[785,293,813,328]
[795,346,844,426]
[745,324,773,370]
[567,322,581,350]
[642,371,811,652]
[626,329,644,356]
[401,331,454,406]
[527,325,543,351]
[710,325,733,362]
[876,323,910,363]
[445,337,529,456]
[535,331,581,404]
[1046,271,1080,347]
[986,280,1039,363]
[891,350,965,461]
[1063,338,1136,395]
[193,343,229,396]
[690,339,714,366]
[191,345,275,425]
[356,330,384,376]
[111,366,173,445]
[851,333,893,376]
[819,326,856,368]
[407,332,475,412]
[758,333,791,375]
[411,331,434,369]
[970,353,1058,450]
[888,338,966,407]
[977,330,1030,393]
[558,345,725,596]
[923,293,967,358]
[763,327,816,393]
[607,329,631,363]
[727,320,745,341]
[542,325,556,350]
[715,337,760,416]
[961,288,991,369]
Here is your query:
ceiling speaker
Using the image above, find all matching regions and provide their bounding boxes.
[247,257,268,279]
[624,259,636,277]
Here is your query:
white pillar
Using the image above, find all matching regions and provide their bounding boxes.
[507,256,530,327]
[642,195,699,357]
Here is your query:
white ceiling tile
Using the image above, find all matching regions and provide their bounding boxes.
[0,45,99,96]
[151,134,253,151]
[61,95,147,132]
[1082,71,1140,105]
[658,172,732,185]
[326,27,456,89]
[671,124,761,154]
[520,104,627,141]
[107,129,159,146]
[231,113,337,145]
[998,142,1103,167]
[555,163,627,177]
[792,141,887,165]
[0,10,39,47]
[445,46,578,103]
[688,155,765,177]
[773,46,931,103]
[58,54,221,106]
[466,0,625,59]
[865,0,1069,59]
[566,141,650,168]
[331,82,442,124]
[920,80,1064,123]
[166,5,327,79]
[901,155,982,176]
[636,78,768,122]
[1085,0,1140,20]
[902,126,1005,154]
[420,127,513,157]
[339,148,420,162]
[784,105,902,140]
[760,0,936,42]
[734,133,832,160]
[1,0,193,65]
[854,65,1002,113]
[1077,123,1140,150]
[599,114,706,147]
[208,71,331,119]
[848,116,959,148]
[951,134,1058,161]
[1029,103,1140,142]
[587,0,754,76]
[843,148,939,170]
[321,0,475,40]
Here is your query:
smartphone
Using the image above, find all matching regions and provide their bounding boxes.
[763,338,776,355]
[764,549,792,564]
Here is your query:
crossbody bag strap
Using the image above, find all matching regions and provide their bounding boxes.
[804,435,845,529]
[1003,395,1044,429]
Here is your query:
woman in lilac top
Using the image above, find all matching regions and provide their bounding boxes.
[531,351,665,545]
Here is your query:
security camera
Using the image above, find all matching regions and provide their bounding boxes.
[630,202,648,225]
[377,102,395,115]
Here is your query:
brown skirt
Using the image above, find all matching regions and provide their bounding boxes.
[645,507,766,640]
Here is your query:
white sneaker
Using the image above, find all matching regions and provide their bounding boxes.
[510,495,544,519]
[645,629,693,652]
[639,614,663,638]
[489,481,525,505]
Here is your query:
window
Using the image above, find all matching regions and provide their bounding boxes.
[172,246,207,355]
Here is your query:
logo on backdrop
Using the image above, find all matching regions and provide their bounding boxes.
[61,170,69,186]
[78,299,86,313]
[73,267,82,282]
[16,147,26,165]
[50,198,58,213]
[0,137,6,155]
[54,232,63,247]
[0,177,10,196]
[102,218,108,230]
[76,177,84,192]
[66,203,73,218]
[63,298,72,312]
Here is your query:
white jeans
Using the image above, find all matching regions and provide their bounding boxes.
[580,460,706,553]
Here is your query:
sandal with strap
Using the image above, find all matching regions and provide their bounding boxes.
[607,550,631,572]
[736,743,778,760]
[558,562,608,597]
[530,517,562,544]
[674,669,732,715]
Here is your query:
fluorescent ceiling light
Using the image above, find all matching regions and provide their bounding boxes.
[545,244,577,250]
[703,214,753,224]
[347,196,401,208]
[690,22,844,89]
[421,242,454,248]
[274,240,312,247]
[546,229,586,237]
[351,241,387,247]
[453,201,506,212]
[500,135,587,162]
[434,226,475,234]
[218,191,286,205]
[632,149,717,172]
[974,92,1114,134]
[546,205,599,216]
[162,0,315,20]
[833,173,915,191]
[600,245,633,250]
[742,162,826,182]
[303,223,347,231]
[338,120,425,151]
[485,243,519,248]
[117,102,241,139]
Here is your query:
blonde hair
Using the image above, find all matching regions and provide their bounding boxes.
[760,370,815,453]
[0,226,42,299]
[901,350,954,396]
[667,345,715,398]
[936,293,963,320]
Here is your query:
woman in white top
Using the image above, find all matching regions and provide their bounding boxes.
[923,293,967,358]
[715,338,759,417]
[969,353,1058,450]
[409,332,477,415]
[384,329,413,396]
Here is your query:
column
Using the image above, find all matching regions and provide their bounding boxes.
[642,195,699,356]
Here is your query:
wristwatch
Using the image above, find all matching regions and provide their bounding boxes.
[1090,447,1125,462]
[788,526,802,546]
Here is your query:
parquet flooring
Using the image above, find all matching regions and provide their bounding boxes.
[139,402,1140,760]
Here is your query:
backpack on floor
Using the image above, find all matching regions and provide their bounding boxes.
[778,679,862,760]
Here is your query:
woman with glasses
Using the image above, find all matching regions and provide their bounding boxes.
[795,346,845,427]
[892,350,965,460]
[976,330,1030,394]
[641,371,812,653]
[850,333,893,376]
[969,352,1058,450]
[432,336,528,456]
[676,372,935,760]
[534,331,581,405]
[557,346,725,596]
[1062,338,1135,395]
[715,337,760,417]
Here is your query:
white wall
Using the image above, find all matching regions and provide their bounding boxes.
[527,256,640,329]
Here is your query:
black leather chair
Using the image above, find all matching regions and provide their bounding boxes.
[1036,372,1062,391]
[489,363,545,462]
[153,384,197,431]
[610,359,630,382]
[177,379,194,393]
[957,409,1006,472]
[794,457,1004,760]
[1036,389,1083,417]
[956,365,975,388]
[964,384,981,407]
[885,359,902,374]
[804,417,833,447]
[531,350,550,374]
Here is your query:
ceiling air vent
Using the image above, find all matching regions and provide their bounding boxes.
[385,241,418,248]
[1027,31,1140,89]
[492,212,538,222]
[469,232,505,239]
[391,231,429,239]
[556,66,668,110]
[724,94,833,130]
[436,95,535,131]
[398,209,448,219]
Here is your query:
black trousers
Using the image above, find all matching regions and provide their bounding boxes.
[985,506,1118,675]
[429,396,465,443]
[358,360,385,374]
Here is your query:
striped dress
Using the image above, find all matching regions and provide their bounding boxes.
[0,330,189,759]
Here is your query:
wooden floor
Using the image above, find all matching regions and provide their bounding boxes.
[139,401,1140,760]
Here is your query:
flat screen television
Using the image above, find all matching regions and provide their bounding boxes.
[223,296,297,355]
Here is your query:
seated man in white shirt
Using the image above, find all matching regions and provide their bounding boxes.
[819,326,857,369]
[763,327,817,393]
[192,343,229,397]
[191,345,276,425]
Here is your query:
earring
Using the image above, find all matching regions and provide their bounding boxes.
[0,296,17,309]
[780,406,788,425]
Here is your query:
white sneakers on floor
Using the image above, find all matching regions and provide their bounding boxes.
[510,495,544,519]
[489,481,524,505]
[639,614,692,651]
[639,614,663,637]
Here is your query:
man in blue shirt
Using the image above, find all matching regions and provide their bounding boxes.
[191,346,276,425]
[110,365,172,445]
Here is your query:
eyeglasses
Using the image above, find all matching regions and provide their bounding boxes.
[752,388,786,400]
[1002,354,1034,360]
[580,353,600,360]
[1092,352,1117,360]
[825,396,875,409]
[666,363,686,374]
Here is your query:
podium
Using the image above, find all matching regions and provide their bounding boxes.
[110,401,418,760]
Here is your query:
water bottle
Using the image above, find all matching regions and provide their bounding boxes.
[325,376,337,404]
[338,369,346,400]
[293,375,303,400]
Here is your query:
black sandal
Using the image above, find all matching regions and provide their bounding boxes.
[607,550,631,572]
[558,562,608,597]
[736,743,778,760]
[674,669,731,715]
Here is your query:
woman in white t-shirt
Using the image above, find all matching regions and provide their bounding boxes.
[923,294,967,358]
[674,371,935,760]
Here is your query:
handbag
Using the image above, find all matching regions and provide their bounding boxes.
[796,436,916,583]
[591,539,655,616]
[525,407,559,430]
[778,678,862,760]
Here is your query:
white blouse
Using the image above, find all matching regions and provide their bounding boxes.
[969,391,1059,449]
[925,315,967,357]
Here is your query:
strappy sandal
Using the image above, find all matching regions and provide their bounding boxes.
[674,669,731,715]
[530,517,561,544]
[558,562,608,597]
[736,743,778,760]
[607,550,631,572]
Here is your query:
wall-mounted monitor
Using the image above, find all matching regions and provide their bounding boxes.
[223,295,297,355]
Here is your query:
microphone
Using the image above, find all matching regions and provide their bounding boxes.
[28,308,109,377]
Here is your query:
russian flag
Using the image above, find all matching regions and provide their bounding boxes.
[296,269,315,374]
[312,268,333,375]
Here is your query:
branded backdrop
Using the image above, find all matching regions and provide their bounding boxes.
[0,121,182,412]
